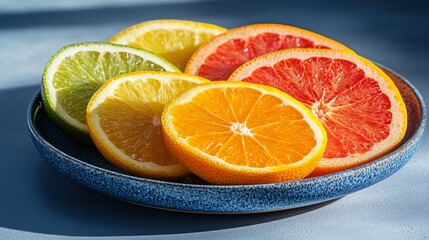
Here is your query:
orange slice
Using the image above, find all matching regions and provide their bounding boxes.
[229,49,408,176]
[86,71,209,180]
[185,23,352,81]
[109,19,227,71]
[161,81,327,185]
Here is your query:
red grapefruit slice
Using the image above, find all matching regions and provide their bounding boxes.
[185,23,352,81]
[229,49,407,176]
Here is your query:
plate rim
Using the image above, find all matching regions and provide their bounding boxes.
[27,66,427,213]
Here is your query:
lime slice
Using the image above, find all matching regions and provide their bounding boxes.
[41,42,179,144]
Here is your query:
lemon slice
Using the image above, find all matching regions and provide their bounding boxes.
[109,19,227,71]
[86,71,209,179]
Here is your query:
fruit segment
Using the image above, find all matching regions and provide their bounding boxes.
[109,19,227,71]
[185,23,352,81]
[197,34,330,81]
[230,49,407,176]
[42,42,179,144]
[55,51,167,125]
[239,57,394,159]
[162,81,327,185]
[169,87,317,166]
[86,71,209,180]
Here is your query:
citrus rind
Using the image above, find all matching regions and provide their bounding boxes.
[87,71,209,180]
[229,48,408,176]
[161,81,327,184]
[41,42,179,144]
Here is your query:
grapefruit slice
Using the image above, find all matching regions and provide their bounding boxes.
[229,49,407,176]
[185,23,352,81]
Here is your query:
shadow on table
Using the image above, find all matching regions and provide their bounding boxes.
[36,164,339,236]
[0,85,338,236]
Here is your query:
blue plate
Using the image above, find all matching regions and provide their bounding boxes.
[27,66,426,214]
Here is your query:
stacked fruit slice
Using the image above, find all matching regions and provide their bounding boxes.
[86,71,209,180]
[41,42,179,144]
[161,81,327,184]
[41,19,407,185]
[185,23,352,80]
[109,19,227,71]
[229,49,407,176]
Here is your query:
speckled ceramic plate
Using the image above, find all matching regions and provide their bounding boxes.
[27,66,426,214]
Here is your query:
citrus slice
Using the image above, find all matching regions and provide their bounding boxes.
[185,23,352,81]
[86,71,209,180]
[108,19,227,71]
[229,49,408,176]
[161,81,327,185]
[42,42,179,143]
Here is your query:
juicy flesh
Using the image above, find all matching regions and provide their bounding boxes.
[97,79,199,165]
[54,51,165,124]
[197,33,329,81]
[131,29,218,71]
[241,57,392,158]
[169,87,317,168]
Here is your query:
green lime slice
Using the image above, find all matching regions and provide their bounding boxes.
[41,42,179,144]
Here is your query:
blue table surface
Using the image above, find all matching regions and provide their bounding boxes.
[0,0,428,239]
